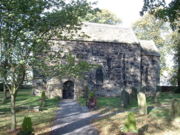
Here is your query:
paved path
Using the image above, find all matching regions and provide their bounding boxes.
[51,99,99,135]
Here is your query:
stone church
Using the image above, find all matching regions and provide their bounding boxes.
[33,22,160,99]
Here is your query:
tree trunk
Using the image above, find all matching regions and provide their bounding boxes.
[10,94,16,131]
[176,50,180,93]
[2,83,8,103]
[2,62,8,103]
[177,60,180,87]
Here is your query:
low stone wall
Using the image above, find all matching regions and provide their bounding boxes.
[158,86,179,92]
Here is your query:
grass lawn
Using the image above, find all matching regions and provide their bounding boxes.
[0,89,60,135]
[78,97,121,109]
[82,92,180,135]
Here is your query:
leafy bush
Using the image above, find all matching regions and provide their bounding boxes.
[18,116,34,135]
[174,86,180,93]
[78,96,86,106]
[84,86,89,99]
[122,112,137,133]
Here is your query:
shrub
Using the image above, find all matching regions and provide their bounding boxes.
[122,112,137,133]
[54,96,61,100]
[84,86,89,99]
[41,91,46,100]
[88,91,95,99]
[18,116,34,135]
[40,91,46,108]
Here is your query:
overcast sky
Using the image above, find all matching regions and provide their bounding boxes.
[89,0,172,27]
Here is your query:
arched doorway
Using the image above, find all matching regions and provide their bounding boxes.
[63,81,74,99]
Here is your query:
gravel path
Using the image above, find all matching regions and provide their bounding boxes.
[50,99,99,135]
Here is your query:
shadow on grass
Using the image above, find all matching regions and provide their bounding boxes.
[0,108,10,114]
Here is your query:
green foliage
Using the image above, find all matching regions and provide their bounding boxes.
[84,9,122,25]
[0,0,94,130]
[0,0,94,90]
[133,13,174,78]
[170,31,180,87]
[141,0,179,30]
[19,116,34,135]
[141,0,180,86]
[78,96,87,106]
[57,54,97,79]
[88,91,95,99]
[122,112,137,133]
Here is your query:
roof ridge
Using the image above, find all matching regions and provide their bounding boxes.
[83,22,131,29]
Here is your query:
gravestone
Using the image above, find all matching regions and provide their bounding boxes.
[129,87,137,104]
[171,99,180,118]
[121,89,130,108]
[171,99,180,128]
[137,92,147,115]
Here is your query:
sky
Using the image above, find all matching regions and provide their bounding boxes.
[89,0,172,27]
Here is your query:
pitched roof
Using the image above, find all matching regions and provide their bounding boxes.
[76,22,139,44]
[140,40,160,56]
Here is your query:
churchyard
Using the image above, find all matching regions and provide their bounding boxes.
[1,0,179,135]
[0,88,180,135]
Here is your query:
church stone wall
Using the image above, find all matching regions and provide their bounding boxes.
[33,40,160,99]
[141,54,160,92]
[33,40,141,98]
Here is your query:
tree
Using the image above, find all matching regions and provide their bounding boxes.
[170,30,180,87]
[133,14,172,77]
[141,0,179,30]
[0,0,93,131]
[84,9,122,25]
[141,0,180,88]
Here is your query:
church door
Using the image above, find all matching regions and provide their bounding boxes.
[63,81,74,99]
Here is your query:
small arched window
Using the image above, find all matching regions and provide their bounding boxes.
[96,67,104,84]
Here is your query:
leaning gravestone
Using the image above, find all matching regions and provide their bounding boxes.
[171,99,180,128]
[137,92,147,115]
[171,99,180,118]
[121,89,130,108]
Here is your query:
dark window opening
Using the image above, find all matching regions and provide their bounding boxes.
[123,54,126,86]
[145,67,148,84]
[96,67,104,84]
[152,58,156,65]
[107,57,112,77]
[107,57,112,69]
